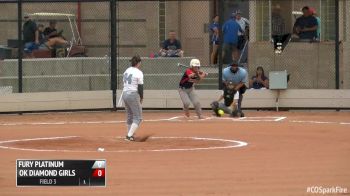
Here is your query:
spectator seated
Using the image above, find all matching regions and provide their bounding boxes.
[159,30,184,57]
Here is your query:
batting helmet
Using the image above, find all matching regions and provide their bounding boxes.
[190,59,201,67]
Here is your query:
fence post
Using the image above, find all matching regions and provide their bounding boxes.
[335,0,340,90]
[218,0,224,90]
[110,0,117,110]
[18,0,23,93]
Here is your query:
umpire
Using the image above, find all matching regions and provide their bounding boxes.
[222,61,248,117]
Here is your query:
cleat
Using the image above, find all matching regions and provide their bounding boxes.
[240,112,245,117]
[125,136,135,141]
[198,115,205,119]
[230,110,239,118]
[184,110,190,118]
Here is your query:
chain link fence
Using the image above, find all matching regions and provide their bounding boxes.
[1,1,111,93]
[116,0,217,90]
[341,0,350,89]
[237,0,337,89]
[0,0,348,96]
[22,1,111,92]
[0,2,18,93]
[114,0,343,91]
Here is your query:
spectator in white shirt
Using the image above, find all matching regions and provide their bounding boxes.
[235,10,250,52]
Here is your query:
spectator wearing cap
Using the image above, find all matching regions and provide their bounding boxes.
[293,6,318,40]
[23,13,38,51]
[235,10,250,52]
[222,14,243,63]
[249,66,269,89]
[309,7,321,40]
[222,62,248,116]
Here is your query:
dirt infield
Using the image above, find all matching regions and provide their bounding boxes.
[0,111,349,195]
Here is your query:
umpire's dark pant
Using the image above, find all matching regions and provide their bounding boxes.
[238,85,247,112]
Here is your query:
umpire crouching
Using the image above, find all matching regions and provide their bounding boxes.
[222,61,248,117]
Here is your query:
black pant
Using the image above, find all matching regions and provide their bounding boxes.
[238,85,247,112]
[222,82,246,111]
[237,36,246,50]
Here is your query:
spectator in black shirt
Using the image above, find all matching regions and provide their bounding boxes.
[36,24,68,50]
[43,20,63,39]
[23,14,38,52]
[293,6,318,40]
[159,31,184,57]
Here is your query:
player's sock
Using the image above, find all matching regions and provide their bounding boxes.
[127,124,131,135]
[194,103,202,119]
[195,109,203,119]
[127,123,139,137]
[184,109,190,117]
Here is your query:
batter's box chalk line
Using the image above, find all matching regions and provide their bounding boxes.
[0,136,248,153]
[202,116,287,122]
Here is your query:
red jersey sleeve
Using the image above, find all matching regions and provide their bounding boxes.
[185,68,193,76]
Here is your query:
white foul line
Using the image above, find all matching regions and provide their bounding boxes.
[0,116,349,127]
[0,116,286,126]
[0,136,248,153]
[340,122,350,125]
[0,136,78,144]
[289,120,335,124]
[275,117,287,121]
[0,117,183,126]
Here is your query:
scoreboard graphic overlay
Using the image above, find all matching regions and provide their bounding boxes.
[16,160,106,186]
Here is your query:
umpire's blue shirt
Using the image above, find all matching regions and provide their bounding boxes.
[222,67,248,85]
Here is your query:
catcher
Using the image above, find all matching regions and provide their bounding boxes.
[210,81,242,117]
